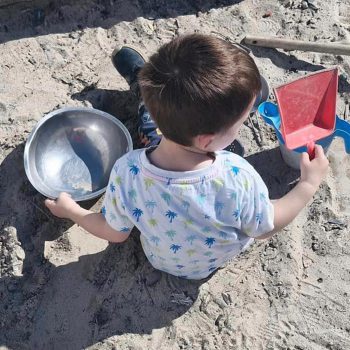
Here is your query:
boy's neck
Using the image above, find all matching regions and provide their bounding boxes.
[147,138,215,172]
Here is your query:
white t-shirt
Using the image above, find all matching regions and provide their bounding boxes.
[102,148,274,279]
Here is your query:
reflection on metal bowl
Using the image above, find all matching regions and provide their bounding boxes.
[24,107,133,201]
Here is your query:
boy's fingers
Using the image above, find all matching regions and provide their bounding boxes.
[45,198,55,208]
[314,144,325,158]
[300,152,310,166]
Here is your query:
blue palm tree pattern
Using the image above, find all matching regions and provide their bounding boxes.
[150,235,160,246]
[132,208,143,222]
[109,183,116,193]
[230,191,237,200]
[185,234,197,245]
[233,207,240,221]
[170,244,181,253]
[145,200,157,213]
[165,230,176,240]
[214,201,224,216]
[256,212,263,225]
[197,193,206,206]
[231,166,240,175]
[128,189,137,202]
[165,210,177,223]
[128,161,140,177]
[202,226,211,233]
[102,150,274,279]
[205,237,216,248]
[161,192,171,206]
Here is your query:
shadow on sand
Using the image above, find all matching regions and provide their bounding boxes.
[0,135,299,349]
[0,0,243,44]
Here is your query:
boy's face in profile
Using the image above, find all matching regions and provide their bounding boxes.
[195,97,255,153]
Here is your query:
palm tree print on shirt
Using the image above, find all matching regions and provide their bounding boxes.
[170,244,182,253]
[165,210,177,223]
[197,193,206,206]
[128,189,137,202]
[128,161,140,177]
[205,237,216,248]
[244,179,250,191]
[165,230,176,240]
[132,208,143,222]
[109,183,116,193]
[144,178,155,190]
[150,235,160,246]
[256,212,263,225]
[161,192,171,206]
[145,200,157,213]
[232,166,240,175]
[230,191,237,201]
[186,249,196,257]
[214,201,224,216]
[148,218,158,227]
[185,234,197,245]
[115,176,122,186]
[202,226,211,234]
[233,207,240,221]
[204,251,213,257]
[183,219,194,228]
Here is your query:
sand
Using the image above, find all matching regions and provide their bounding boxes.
[0,0,349,349]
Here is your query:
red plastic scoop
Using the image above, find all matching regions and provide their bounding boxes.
[274,68,338,159]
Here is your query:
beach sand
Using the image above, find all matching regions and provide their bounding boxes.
[0,0,349,349]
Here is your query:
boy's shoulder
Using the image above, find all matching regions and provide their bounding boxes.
[112,149,143,172]
[217,150,260,179]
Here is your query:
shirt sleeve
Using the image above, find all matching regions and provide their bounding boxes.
[101,167,134,234]
[239,170,274,238]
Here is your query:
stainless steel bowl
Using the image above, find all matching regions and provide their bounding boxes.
[24,107,133,201]
[251,74,270,113]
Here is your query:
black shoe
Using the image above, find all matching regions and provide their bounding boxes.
[224,139,245,157]
[111,46,145,97]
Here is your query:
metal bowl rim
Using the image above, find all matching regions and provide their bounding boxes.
[24,106,133,201]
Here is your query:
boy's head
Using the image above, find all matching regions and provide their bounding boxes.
[138,34,261,149]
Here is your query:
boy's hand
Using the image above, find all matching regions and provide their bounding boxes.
[300,145,329,190]
[45,192,81,219]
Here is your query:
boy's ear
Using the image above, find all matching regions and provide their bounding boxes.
[193,134,215,150]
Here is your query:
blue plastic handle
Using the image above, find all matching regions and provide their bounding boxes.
[258,102,350,154]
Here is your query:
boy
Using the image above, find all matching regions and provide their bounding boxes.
[45,34,328,279]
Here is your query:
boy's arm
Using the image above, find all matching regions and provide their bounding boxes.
[45,193,130,243]
[256,145,328,240]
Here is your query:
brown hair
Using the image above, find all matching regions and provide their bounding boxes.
[138,34,261,146]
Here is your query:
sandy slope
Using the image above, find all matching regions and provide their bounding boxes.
[0,0,349,349]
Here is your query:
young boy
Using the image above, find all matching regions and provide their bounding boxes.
[45,34,328,279]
